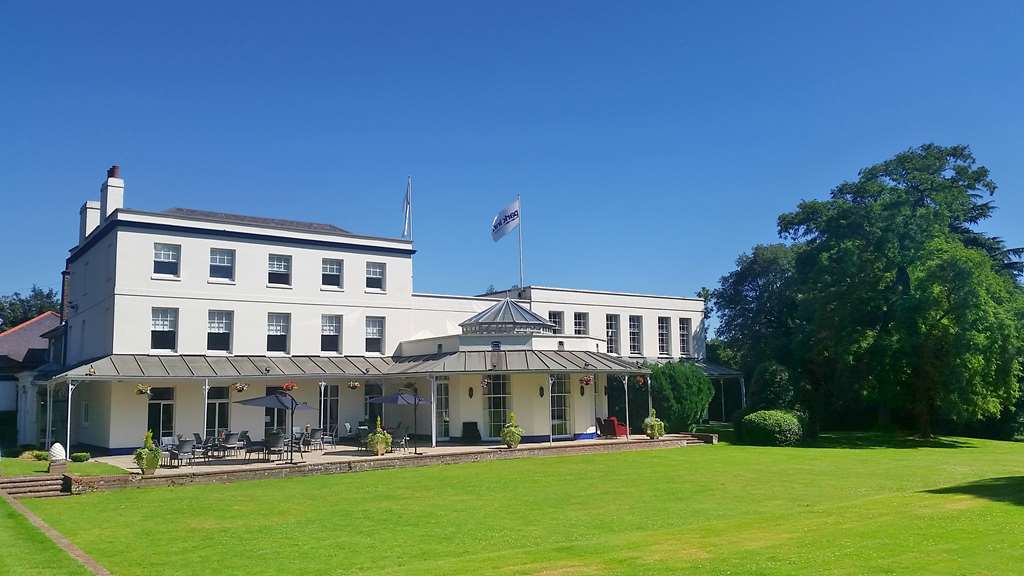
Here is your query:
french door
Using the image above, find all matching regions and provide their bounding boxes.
[435,377,450,440]
[484,375,510,439]
[550,375,571,438]
[147,387,175,442]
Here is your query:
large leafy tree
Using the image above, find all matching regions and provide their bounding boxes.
[0,285,59,331]
[715,144,1024,437]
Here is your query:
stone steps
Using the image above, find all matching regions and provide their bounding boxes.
[0,475,66,499]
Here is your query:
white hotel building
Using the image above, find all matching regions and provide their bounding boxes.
[39,167,715,454]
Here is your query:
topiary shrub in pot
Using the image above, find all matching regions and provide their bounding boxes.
[739,410,803,446]
[642,409,666,439]
[500,412,524,448]
[133,430,162,475]
[366,417,392,456]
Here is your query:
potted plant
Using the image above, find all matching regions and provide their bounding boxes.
[133,430,162,475]
[579,374,593,386]
[366,416,392,456]
[500,412,524,449]
[643,409,666,439]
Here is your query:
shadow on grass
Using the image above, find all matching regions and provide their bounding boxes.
[925,476,1024,506]
[801,432,974,450]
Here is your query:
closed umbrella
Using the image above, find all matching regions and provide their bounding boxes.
[235,392,312,464]
[369,390,431,454]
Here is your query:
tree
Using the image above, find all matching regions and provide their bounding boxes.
[748,361,798,411]
[0,285,59,331]
[711,244,798,379]
[649,361,714,432]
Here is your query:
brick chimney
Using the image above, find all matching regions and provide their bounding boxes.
[100,164,124,222]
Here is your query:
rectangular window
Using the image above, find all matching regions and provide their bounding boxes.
[209,248,235,280]
[206,386,230,438]
[322,258,344,288]
[574,312,589,335]
[207,310,233,352]
[629,315,643,355]
[321,314,342,353]
[658,317,671,356]
[484,374,511,438]
[268,254,291,285]
[365,316,385,353]
[151,308,178,351]
[153,243,180,276]
[365,262,386,290]
[548,311,564,334]
[606,314,620,355]
[679,318,692,356]
[267,313,290,353]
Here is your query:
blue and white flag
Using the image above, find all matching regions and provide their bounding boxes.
[490,198,521,242]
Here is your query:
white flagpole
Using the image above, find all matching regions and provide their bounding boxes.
[517,192,524,289]
[408,176,413,241]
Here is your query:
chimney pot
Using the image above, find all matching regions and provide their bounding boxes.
[107,165,121,178]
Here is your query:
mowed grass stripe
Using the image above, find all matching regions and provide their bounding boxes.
[24,433,1024,575]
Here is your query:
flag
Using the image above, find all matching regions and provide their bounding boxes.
[490,197,520,242]
[401,176,412,239]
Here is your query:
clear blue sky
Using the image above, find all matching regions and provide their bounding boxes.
[2,2,1022,308]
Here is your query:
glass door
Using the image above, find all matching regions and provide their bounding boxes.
[484,375,510,439]
[206,386,230,438]
[435,377,450,440]
[265,386,286,437]
[550,375,571,438]
[319,384,340,432]
[147,387,175,442]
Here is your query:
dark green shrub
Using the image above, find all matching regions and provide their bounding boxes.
[650,361,714,433]
[31,450,50,461]
[739,410,803,446]
[70,452,91,462]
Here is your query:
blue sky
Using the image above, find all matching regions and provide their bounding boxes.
[2,2,1022,312]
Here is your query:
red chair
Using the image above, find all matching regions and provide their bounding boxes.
[607,416,628,437]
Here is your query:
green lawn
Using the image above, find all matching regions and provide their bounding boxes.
[0,498,89,575]
[0,458,127,477]
[21,432,1024,575]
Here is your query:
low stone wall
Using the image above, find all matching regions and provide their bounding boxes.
[66,435,713,495]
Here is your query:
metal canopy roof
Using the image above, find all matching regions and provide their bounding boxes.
[459,298,555,335]
[41,350,647,381]
[386,350,646,375]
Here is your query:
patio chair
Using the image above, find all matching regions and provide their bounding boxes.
[356,426,370,452]
[169,439,197,467]
[193,432,204,445]
[390,427,409,453]
[305,428,325,451]
[343,422,354,438]
[218,432,241,457]
[607,416,628,437]
[595,418,605,437]
[322,426,338,448]
[287,432,307,460]
[264,433,286,461]
[242,433,266,462]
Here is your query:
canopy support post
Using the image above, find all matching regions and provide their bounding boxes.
[45,381,53,449]
[319,381,326,430]
[739,375,747,409]
[202,379,210,438]
[65,381,77,455]
[548,375,554,446]
[623,374,630,440]
[430,376,437,448]
[720,379,726,421]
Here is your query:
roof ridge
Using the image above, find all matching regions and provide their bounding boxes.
[0,311,60,338]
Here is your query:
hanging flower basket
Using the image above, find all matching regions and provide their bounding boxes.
[480,375,489,390]
[634,375,647,387]
[347,381,361,391]
[579,374,594,386]
[282,381,298,392]
[233,382,249,393]
[135,384,152,396]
